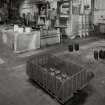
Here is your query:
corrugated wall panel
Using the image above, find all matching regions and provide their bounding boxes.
[95,0,105,10]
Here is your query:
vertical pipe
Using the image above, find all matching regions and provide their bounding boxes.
[69,0,73,37]
[91,0,95,24]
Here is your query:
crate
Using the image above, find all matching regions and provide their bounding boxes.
[1,30,40,53]
[26,53,93,104]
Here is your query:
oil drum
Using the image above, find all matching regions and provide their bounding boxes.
[68,44,73,52]
[99,50,105,59]
[94,50,98,60]
[74,43,79,51]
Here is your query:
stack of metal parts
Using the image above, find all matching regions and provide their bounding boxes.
[26,53,93,104]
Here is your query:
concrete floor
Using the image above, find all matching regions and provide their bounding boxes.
[0,36,105,105]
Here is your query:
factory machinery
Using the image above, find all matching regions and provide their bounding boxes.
[26,52,93,104]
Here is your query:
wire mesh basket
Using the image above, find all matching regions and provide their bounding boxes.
[26,52,93,104]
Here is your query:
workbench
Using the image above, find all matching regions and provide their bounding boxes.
[40,28,60,47]
[0,26,60,53]
[99,23,105,34]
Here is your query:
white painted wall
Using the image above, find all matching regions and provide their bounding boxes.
[94,0,105,25]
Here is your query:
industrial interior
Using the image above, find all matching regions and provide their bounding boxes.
[0,0,105,105]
